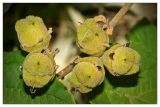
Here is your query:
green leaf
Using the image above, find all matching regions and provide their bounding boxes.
[3,50,75,104]
[88,19,157,104]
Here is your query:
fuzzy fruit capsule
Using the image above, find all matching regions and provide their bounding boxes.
[69,57,105,93]
[102,44,141,76]
[15,15,51,53]
[22,50,57,89]
[77,18,109,56]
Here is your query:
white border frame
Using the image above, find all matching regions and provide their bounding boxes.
[1,1,159,107]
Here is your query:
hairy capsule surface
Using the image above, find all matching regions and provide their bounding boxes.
[77,18,109,56]
[22,50,57,89]
[69,57,105,93]
[102,44,141,76]
[15,15,51,53]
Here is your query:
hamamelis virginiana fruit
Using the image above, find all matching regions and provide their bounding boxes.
[15,15,52,53]
[69,57,105,93]
[22,49,58,93]
[102,44,141,76]
[77,18,109,56]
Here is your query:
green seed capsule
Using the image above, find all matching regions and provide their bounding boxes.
[77,18,109,56]
[22,50,57,89]
[15,15,51,53]
[102,44,141,76]
[69,57,105,93]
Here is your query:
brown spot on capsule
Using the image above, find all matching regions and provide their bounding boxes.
[37,61,40,65]
[95,33,99,36]
[41,49,45,53]
[96,66,102,71]
[109,53,115,60]
[88,75,91,78]
[32,22,35,25]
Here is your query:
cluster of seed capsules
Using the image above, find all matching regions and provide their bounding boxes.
[15,15,140,94]
[69,16,141,93]
[15,16,59,93]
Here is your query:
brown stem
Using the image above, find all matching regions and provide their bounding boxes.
[57,57,79,79]
[109,3,133,28]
